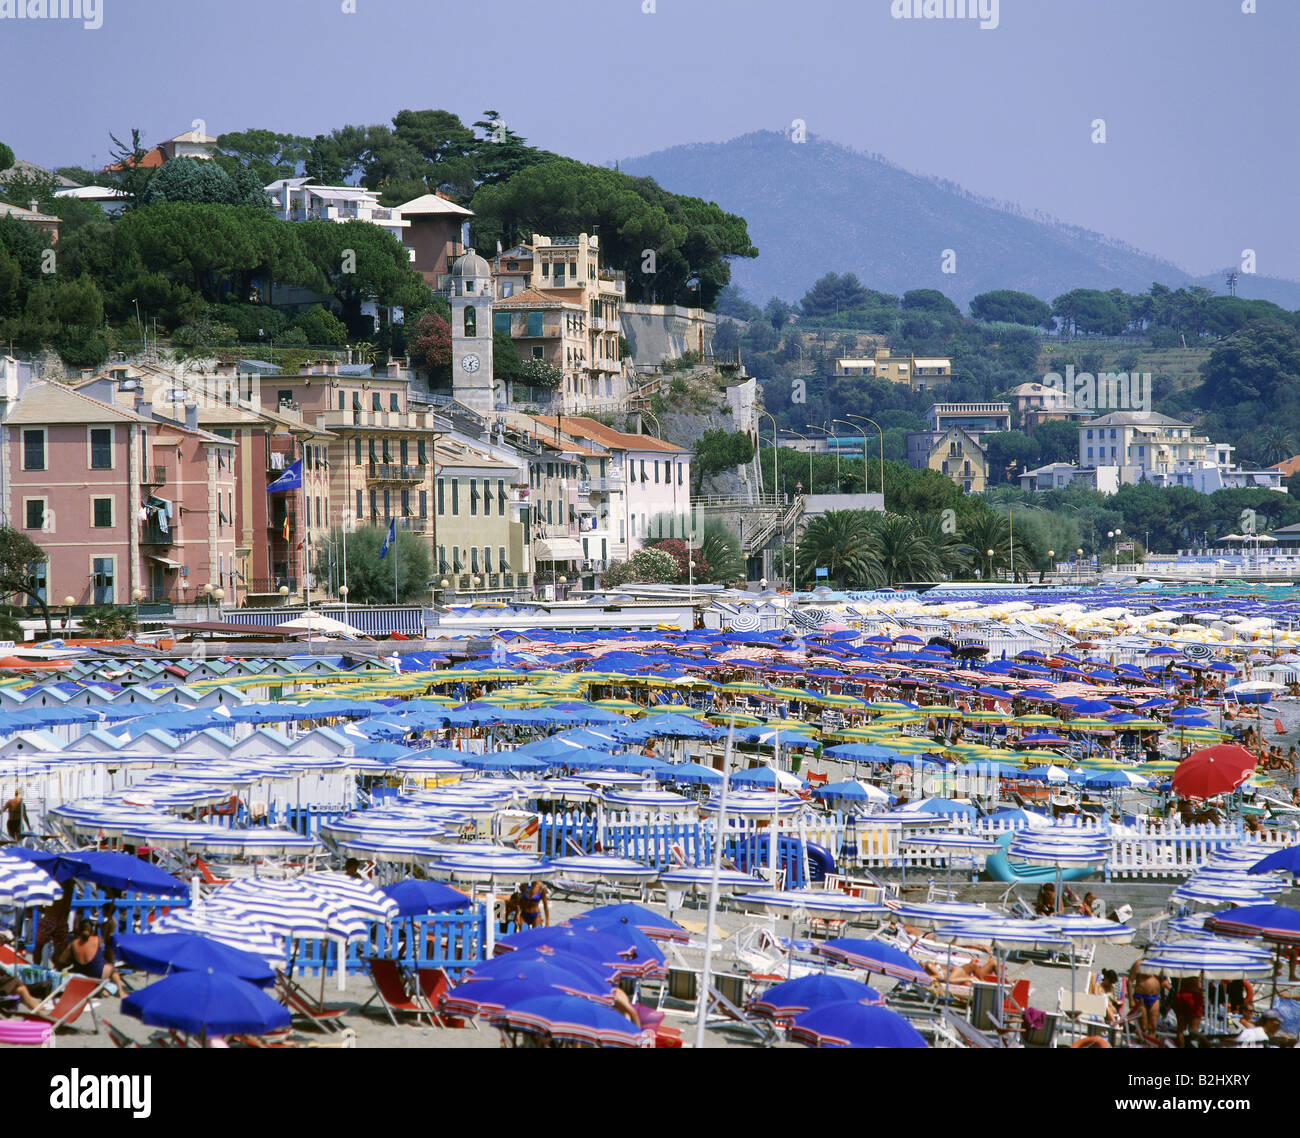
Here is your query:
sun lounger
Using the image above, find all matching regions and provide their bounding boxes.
[361,958,439,1027]
[18,976,103,1034]
[105,1020,144,1049]
[938,1007,1003,1049]
[276,973,348,1033]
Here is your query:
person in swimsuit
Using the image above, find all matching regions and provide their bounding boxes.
[519,881,549,928]
[3,788,28,842]
[1129,961,1162,1036]
[62,919,124,991]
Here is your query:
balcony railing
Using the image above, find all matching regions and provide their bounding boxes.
[140,522,175,546]
[584,476,622,492]
[247,578,299,594]
[143,465,168,486]
[367,463,424,482]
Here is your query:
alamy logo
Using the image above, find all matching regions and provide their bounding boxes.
[1041,366,1151,412]
[49,1071,151,1118]
[0,0,103,29]
[890,0,999,31]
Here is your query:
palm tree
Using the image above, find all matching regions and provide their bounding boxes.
[696,519,743,584]
[796,510,882,588]
[872,515,943,585]
[960,513,1012,579]
[1263,432,1294,466]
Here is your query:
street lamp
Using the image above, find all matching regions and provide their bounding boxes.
[278,585,289,607]
[845,413,885,505]
[1047,550,1055,580]
[339,585,348,624]
[986,548,995,582]
[758,408,780,503]
[131,587,143,628]
[63,595,74,631]
[785,428,816,493]
[806,424,839,488]
[831,418,865,497]
[1076,548,1084,585]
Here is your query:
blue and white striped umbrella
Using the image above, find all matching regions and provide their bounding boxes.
[735,890,889,919]
[209,880,370,942]
[1188,870,1287,896]
[297,871,400,922]
[147,908,290,970]
[601,789,695,812]
[0,850,61,906]
[547,856,661,883]
[890,901,1000,928]
[321,816,449,842]
[699,792,807,817]
[123,823,324,858]
[1045,916,1135,944]
[659,867,768,891]
[332,835,447,866]
[935,919,1071,951]
[428,855,554,884]
[1171,881,1272,907]
[899,834,1000,855]
[1141,945,1274,979]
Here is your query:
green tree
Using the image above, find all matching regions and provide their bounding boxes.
[982,431,1041,485]
[969,289,1053,327]
[901,289,961,319]
[106,129,155,208]
[691,428,755,494]
[0,142,13,172]
[871,514,943,585]
[1052,289,1126,336]
[0,527,53,636]
[215,129,311,184]
[290,304,347,346]
[796,510,881,587]
[1030,419,1079,465]
[408,310,452,378]
[77,606,138,639]
[297,218,431,336]
[798,272,870,320]
[493,329,522,382]
[142,157,269,207]
[960,512,1012,578]
[603,547,679,586]
[337,525,430,604]
[520,357,563,391]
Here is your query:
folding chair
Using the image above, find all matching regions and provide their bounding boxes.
[104,1020,144,1049]
[360,958,439,1027]
[276,973,348,1033]
[18,976,104,1034]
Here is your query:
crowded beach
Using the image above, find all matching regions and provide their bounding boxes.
[2,582,1299,1050]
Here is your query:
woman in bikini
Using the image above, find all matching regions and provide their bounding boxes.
[1128,960,1162,1036]
[519,881,549,928]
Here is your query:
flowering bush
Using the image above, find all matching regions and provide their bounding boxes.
[602,547,680,585]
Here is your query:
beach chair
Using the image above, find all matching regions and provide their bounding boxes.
[105,1020,144,1049]
[1021,1010,1060,1048]
[970,979,1028,1038]
[276,973,348,1033]
[1056,988,1116,1044]
[18,976,103,1034]
[937,1007,1002,1049]
[414,969,455,1028]
[361,958,439,1027]
[701,983,778,1046]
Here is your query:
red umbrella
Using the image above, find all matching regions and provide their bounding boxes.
[1171,743,1256,800]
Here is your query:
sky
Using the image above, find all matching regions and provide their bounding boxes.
[3,0,1295,281]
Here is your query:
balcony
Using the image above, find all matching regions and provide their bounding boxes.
[142,465,168,486]
[585,476,622,492]
[367,463,424,483]
[247,578,298,594]
[396,516,430,534]
[140,521,175,546]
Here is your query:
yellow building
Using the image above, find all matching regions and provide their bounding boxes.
[833,346,952,391]
[925,427,988,493]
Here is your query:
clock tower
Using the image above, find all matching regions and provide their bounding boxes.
[449,248,496,413]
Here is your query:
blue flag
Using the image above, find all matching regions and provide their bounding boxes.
[379,519,396,560]
[267,459,303,493]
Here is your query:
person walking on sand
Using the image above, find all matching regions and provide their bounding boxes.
[3,788,28,842]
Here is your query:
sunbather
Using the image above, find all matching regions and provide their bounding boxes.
[924,951,999,989]
[59,919,124,992]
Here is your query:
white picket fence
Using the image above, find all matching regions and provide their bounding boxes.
[809,812,1295,878]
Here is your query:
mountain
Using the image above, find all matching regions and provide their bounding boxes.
[618,131,1300,311]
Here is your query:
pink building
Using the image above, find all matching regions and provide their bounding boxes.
[3,381,237,609]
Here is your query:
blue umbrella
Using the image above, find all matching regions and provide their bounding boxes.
[488,994,648,1047]
[462,949,614,993]
[814,938,929,982]
[574,903,688,941]
[497,925,661,976]
[379,880,473,916]
[1247,848,1300,878]
[11,849,188,896]
[789,1001,927,1048]
[114,932,276,987]
[662,760,723,786]
[441,977,570,1018]
[122,970,291,1037]
[751,974,880,1017]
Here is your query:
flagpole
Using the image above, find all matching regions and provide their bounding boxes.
[393,522,399,605]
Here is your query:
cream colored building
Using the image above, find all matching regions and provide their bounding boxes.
[833,347,952,391]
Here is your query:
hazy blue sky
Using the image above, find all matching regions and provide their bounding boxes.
[5,0,1294,279]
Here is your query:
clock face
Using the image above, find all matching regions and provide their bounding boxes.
[461,353,480,373]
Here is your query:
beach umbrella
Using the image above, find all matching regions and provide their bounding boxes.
[815,938,929,982]
[462,947,618,990]
[114,932,276,987]
[788,1001,927,1048]
[1205,904,1300,944]
[573,903,688,942]
[1139,945,1273,980]
[1247,848,1300,879]
[1172,744,1257,800]
[751,974,881,1018]
[813,779,891,804]
[488,994,650,1047]
[30,849,189,896]
[210,879,371,941]
[378,880,472,917]
[0,850,61,906]
[735,890,889,919]
[147,909,289,969]
[122,970,291,1038]
[546,856,661,883]
[441,977,598,1018]
[497,924,661,977]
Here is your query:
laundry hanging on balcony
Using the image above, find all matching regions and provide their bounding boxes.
[141,496,172,533]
